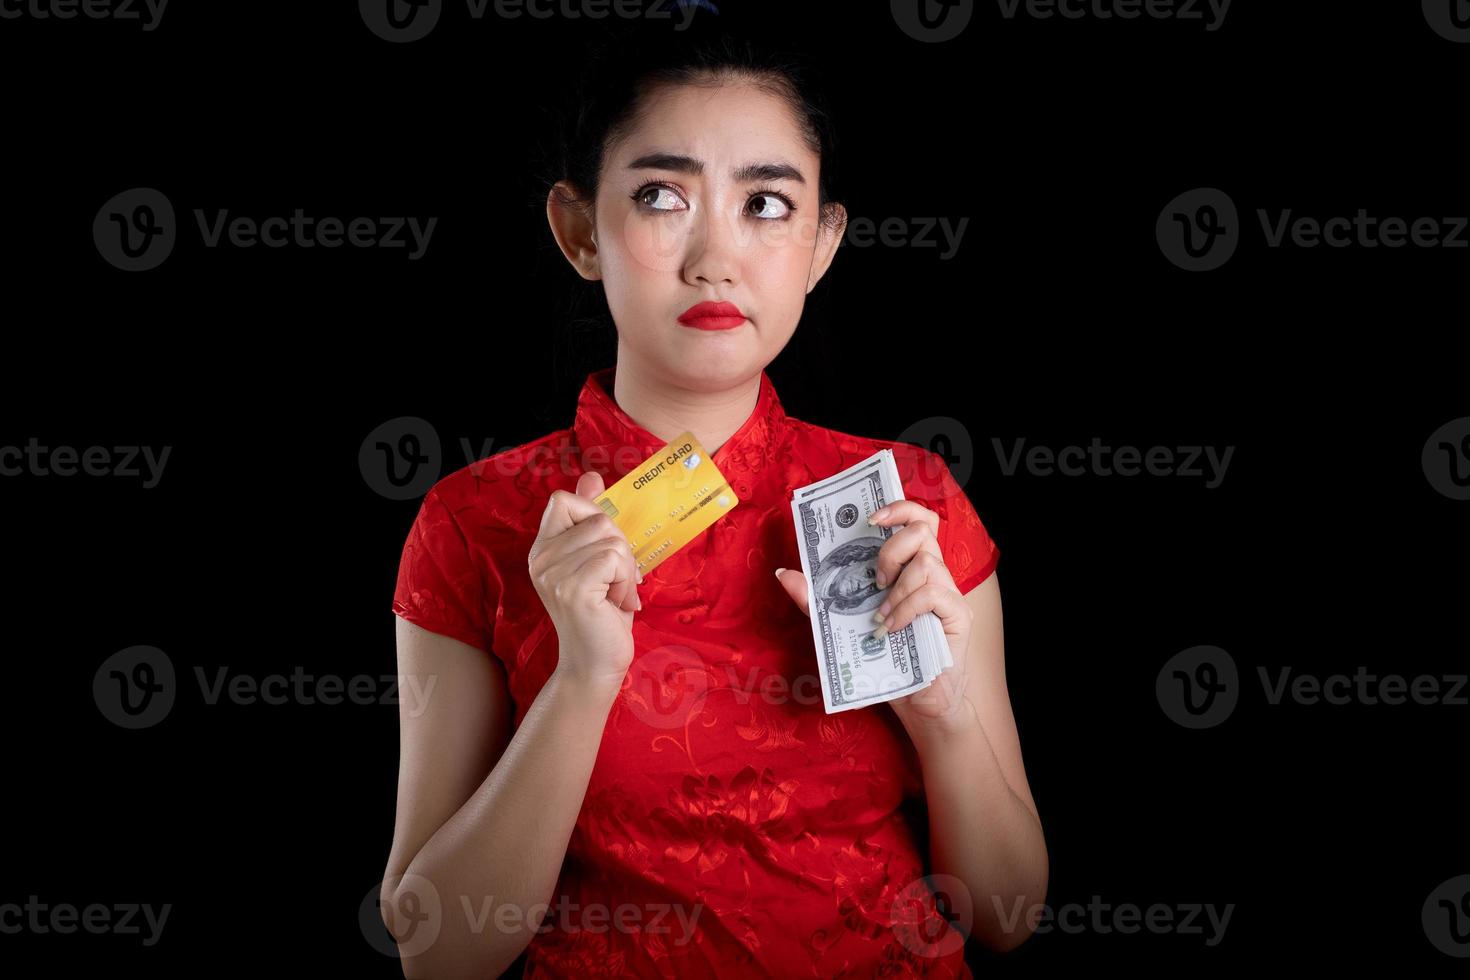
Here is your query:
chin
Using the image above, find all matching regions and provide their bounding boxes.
[658,333,765,385]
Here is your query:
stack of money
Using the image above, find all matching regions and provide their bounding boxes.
[790,449,952,714]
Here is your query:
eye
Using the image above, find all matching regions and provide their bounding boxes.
[747,190,795,221]
[632,183,686,213]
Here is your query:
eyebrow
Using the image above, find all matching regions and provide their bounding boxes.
[626,152,806,185]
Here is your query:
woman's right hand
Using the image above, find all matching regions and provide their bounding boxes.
[528,469,641,692]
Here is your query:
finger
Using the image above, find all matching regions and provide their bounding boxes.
[871,579,965,644]
[563,538,642,611]
[773,567,809,617]
[538,471,611,539]
[572,470,644,608]
[871,515,943,590]
[531,511,629,585]
[867,500,939,538]
[879,550,954,616]
[575,468,605,501]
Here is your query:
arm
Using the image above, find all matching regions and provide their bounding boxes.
[380,617,619,979]
[909,572,1049,953]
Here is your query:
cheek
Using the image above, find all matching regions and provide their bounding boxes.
[748,219,819,287]
[617,212,687,277]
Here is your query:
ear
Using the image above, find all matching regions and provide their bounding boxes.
[546,181,601,281]
[774,568,810,617]
[805,202,848,293]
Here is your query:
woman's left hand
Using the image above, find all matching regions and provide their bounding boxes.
[775,499,976,743]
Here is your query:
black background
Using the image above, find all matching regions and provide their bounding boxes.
[2,0,1467,975]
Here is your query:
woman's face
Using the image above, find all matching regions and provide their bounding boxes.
[557,79,845,390]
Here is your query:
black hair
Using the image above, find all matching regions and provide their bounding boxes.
[537,13,843,228]
[532,11,844,388]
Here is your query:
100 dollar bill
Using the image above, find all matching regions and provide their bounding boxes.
[791,449,951,713]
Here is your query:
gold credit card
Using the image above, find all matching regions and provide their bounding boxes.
[593,429,740,576]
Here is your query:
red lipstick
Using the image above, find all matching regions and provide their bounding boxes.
[677,300,746,331]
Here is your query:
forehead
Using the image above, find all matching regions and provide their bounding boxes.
[609,79,814,171]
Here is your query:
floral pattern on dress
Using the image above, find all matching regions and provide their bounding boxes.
[392,366,996,978]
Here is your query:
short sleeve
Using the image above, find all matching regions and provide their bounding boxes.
[916,450,1000,596]
[391,487,496,653]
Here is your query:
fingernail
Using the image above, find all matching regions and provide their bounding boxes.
[774,567,785,578]
[871,622,888,640]
[636,568,644,583]
[867,508,887,525]
[875,572,887,589]
[872,610,888,624]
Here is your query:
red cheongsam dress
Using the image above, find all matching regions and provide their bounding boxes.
[392,365,1001,979]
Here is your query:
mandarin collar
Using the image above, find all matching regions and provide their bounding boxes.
[572,365,789,482]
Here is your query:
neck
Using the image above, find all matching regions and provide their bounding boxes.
[610,351,761,457]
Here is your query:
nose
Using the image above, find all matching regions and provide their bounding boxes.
[683,197,742,289]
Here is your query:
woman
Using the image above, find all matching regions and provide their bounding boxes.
[382,18,1047,979]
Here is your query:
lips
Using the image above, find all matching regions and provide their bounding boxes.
[678,300,746,331]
